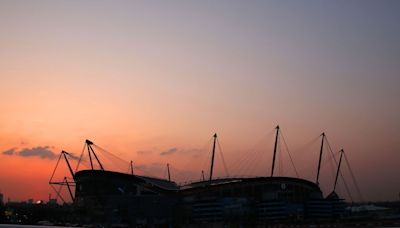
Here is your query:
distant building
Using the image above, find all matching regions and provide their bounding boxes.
[27,199,33,204]
[48,198,57,205]
[0,193,3,205]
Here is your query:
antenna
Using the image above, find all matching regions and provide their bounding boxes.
[209,133,217,183]
[201,170,205,181]
[316,132,325,185]
[271,125,280,177]
[130,160,134,175]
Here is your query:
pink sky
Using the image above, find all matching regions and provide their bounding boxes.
[0,1,399,202]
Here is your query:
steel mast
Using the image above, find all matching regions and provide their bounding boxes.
[167,163,171,182]
[62,151,75,179]
[316,132,325,185]
[333,149,344,192]
[271,125,280,177]
[85,139,104,171]
[209,133,217,183]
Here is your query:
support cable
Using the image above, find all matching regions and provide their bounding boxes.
[280,131,299,177]
[49,153,62,183]
[293,136,322,175]
[51,182,66,204]
[278,138,283,176]
[217,138,230,177]
[75,143,86,172]
[325,138,353,202]
[239,147,263,176]
[194,138,213,181]
[344,153,364,202]
[232,148,256,176]
[88,145,104,171]
[93,144,132,172]
[230,129,275,177]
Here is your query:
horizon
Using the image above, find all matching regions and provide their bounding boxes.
[1,0,399,203]
[0,127,397,203]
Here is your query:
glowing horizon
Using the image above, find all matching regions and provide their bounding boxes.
[1,1,399,202]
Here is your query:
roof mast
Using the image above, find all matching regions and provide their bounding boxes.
[64,177,74,201]
[271,125,280,177]
[62,151,75,179]
[130,160,134,175]
[167,163,171,182]
[209,133,217,184]
[316,132,325,185]
[333,149,344,192]
[86,139,104,171]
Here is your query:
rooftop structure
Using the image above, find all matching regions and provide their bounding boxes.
[49,126,353,225]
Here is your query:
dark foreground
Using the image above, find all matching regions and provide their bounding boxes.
[0,225,77,228]
[1,200,400,227]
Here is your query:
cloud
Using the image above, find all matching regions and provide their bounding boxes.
[158,147,206,157]
[19,146,57,159]
[2,148,16,155]
[2,146,58,160]
[66,152,80,160]
[160,147,178,156]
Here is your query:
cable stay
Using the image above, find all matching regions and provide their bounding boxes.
[49,152,63,184]
[271,125,299,178]
[49,150,77,203]
[280,129,300,178]
[74,143,87,173]
[75,141,102,172]
[278,138,284,176]
[216,137,229,177]
[228,128,275,178]
[288,135,321,176]
[75,139,139,176]
[180,137,212,177]
[62,151,75,179]
[64,176,75,201]
[85,139,104,171]
[50,177,75,203]
[343,152,364,202]
[325,138,354,202]
[50,181,65,204]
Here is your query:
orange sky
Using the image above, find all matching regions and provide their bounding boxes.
[0,1,399,202]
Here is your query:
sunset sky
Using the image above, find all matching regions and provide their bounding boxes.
[0,1,399,202]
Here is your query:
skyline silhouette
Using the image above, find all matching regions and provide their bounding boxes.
[0,1,399,202]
